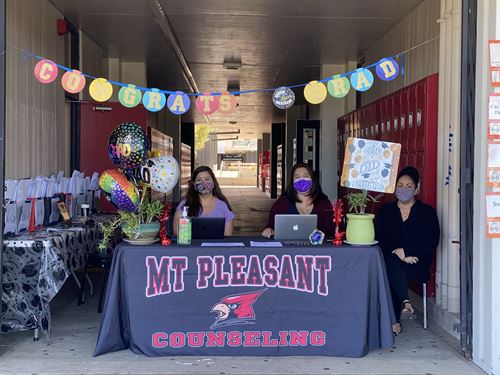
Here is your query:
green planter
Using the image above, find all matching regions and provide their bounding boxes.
[122,222,161,240]
[345,213,375,244]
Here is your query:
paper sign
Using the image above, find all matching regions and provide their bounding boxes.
[487,168,500,187]
[3,202,19,235]
[489,40,500,87]
[49,198,61,224]
[304,81,327,104]
[488,122,500,140]
[488,142,500,167]
[17,201,32,233]
[340,137,401,193]
[489,94,500,120]
[486,192,500,238]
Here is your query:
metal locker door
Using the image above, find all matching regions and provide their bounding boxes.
[407,85,417,153]
[348,112,354,139]
[416,80,426,151]
[392,91,401,145]
[385,97,393,142]
[377,99,386,141]
[399,152,408,171]
[353,111,359,138]
[359,108,365,138]
[416,152,427,202]
[400,88,409,153]
[368,104,375,140]
[337,117,344,160]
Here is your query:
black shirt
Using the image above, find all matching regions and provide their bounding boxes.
[375,200,440,275]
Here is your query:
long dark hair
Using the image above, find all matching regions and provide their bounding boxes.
[183,166,233,217]
[284,163,326,204]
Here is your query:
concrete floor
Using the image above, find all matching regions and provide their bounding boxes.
[0,188,486,375]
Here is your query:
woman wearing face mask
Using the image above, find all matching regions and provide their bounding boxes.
[261,163,333,238]
[173,166,235,236]
[375,166,440,336]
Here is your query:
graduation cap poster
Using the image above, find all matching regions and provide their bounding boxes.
[340,137,401,194]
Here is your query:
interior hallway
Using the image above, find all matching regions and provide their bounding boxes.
[222,187,275,236]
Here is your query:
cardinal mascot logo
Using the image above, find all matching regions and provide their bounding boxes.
[210,289,267,329]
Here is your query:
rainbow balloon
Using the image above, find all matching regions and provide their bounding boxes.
[99,169,140,212]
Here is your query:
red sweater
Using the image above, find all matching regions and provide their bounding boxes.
[265,195,334,237]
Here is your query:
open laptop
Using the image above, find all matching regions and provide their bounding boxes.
[191,217,225,239]
[274,214,318,240]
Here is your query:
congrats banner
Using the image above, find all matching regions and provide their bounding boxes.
[94,242,395,357]
[29,50,401,114]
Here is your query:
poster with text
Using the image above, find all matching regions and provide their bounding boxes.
[486,192,500,238]
[340,137,401,194]
[489,40,500,87]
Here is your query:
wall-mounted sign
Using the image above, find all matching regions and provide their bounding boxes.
[489,40,500,87]
[489,94,500,120]
[486,192,500,238]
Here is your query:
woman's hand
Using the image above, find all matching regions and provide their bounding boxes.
[261,228,274,238]
[392,248,406,260]
[403,256,419,264]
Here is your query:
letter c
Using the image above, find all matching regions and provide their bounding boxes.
[152,332,168,348]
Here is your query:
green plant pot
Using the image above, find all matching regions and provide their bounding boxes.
[122,222,161,240]
[345,213,375,244]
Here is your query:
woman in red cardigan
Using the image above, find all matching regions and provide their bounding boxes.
[262,163,334,238]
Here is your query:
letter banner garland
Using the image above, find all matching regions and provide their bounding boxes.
[30,50,400,113]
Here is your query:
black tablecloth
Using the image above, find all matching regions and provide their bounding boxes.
[94,239,395,357]
[1,226,98,337]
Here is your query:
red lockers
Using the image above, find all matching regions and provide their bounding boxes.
[337,73,439,296]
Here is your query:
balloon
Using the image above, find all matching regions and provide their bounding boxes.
[108,122,150,170]
[140,156,180,193]
[99,169,140,212]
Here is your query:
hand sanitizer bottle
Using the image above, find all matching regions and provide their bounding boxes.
[177,206,191,245]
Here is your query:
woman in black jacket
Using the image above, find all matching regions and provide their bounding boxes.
[375,167,440,336]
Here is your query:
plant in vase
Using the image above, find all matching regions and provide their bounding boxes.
[98,187,164,251]
[344,190,380,244]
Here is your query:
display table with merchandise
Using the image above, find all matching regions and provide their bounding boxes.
[1,215,114,338]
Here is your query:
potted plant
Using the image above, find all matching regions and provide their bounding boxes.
[98,188,164,251]
[344,189,379,244]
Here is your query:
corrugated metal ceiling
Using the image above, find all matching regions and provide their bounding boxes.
[49,0,423,135]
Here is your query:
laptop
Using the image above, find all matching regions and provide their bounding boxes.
[274,214,318,240]
[191,217,225,239]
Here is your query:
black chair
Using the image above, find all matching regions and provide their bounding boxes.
[79,230,119,313]
[79,249,113,313]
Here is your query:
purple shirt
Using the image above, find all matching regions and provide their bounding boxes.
[177,198,235,222]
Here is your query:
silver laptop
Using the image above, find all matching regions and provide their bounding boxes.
[274,214,318,240]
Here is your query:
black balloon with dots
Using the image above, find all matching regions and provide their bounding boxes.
[108,122,150,170]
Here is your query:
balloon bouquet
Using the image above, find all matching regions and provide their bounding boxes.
[98,122,179,249]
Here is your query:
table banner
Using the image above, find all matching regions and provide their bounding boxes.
[95,243,395,357]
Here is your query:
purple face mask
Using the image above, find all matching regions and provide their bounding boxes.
[396,186,416,203]
[294,178,313,194]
